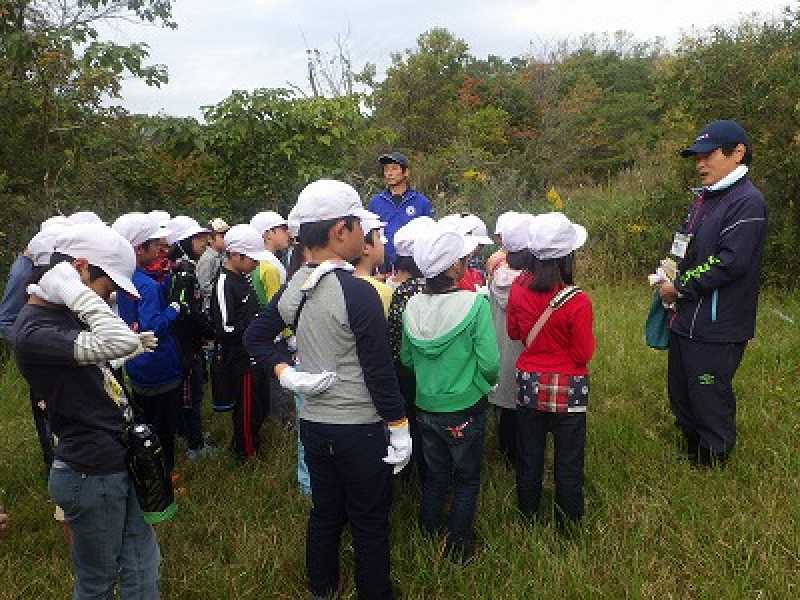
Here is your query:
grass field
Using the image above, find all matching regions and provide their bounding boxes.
[0,283,798,599]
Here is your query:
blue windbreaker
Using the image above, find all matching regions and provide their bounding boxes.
[117,268,183,390]
[367,188,434,267]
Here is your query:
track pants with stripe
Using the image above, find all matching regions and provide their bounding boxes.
[219,347,270,459]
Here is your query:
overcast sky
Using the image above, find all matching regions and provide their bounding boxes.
[97,0,791,119]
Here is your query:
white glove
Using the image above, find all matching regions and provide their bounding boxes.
[383,419,412,474]
[27,262,88,307]
[109,331,159,369]
[278,366,336,396]
[138,331,158,351]
[169,301,187,316]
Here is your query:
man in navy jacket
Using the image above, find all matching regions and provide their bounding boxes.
[657,120,767,466]
[367,152,434,272]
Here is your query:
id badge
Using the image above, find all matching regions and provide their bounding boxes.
[670,232,691,259]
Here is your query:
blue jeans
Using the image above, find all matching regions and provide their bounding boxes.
[416,408,486,555]
[49,462,161,599]
[299,420,394,600]
[294,393,311,495]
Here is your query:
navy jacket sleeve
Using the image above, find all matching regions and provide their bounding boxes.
[0,255,33,340]
[244,286,292,369]
[338,272,405,422]
[676,193,767,301]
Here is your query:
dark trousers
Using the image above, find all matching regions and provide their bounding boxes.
[496,406,518,465]
[668,332,746,459]
[516,408,586,527]
[417,408,485,556]
[30,389,53,472]
[230,362,269,460]
[134,387,180,474]
[299,420,394,600]
[177,355,205,450]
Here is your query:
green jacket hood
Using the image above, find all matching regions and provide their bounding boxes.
[403,291,481,357]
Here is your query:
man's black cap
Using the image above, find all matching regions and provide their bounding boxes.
[378,152,409,168]
[680,120,749,158]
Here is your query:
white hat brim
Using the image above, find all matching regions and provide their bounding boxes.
[571,225,588,253]
[460,236,482,258]
[107,269,140,299]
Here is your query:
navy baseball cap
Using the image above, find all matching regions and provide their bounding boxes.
[680,120,749,157]
[378,152,409,168]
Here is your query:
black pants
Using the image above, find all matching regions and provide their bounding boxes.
[396,362,425,483]
[516,408,586,527]
[230,361,269,460]
[496,406,518,465]
[667,332,746,459]
[177,355,205,450]
[299,420,394,600]
[134,386,180,474]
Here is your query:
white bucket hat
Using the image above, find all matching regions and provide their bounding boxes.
[413,224,474,279]
[53,224,139,298]
[289,179,371,225]
[112,213,172,248]
[527,212,587,260]
[250,211,288,236]
[167,216,210,245]
[500,213,535,253]
[224,224,274,261]
[393,216,436,257]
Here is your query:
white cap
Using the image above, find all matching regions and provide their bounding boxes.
[68,211,103,226]
[53,224,138,298]
[413,224,474,279]
[439,214,493,246]
[494,211,518,235]
[459,214,493,245]
[394,216,436,257]
[112,213,172,248]
[527,212,587,259]
[501,213,535,253]
[149,210,171,228]
[289,179,371,225]
[287,217,300,238]
[28,225,70,267]
[438,214,463,231]
[359,210,388,243]
[224,224,273,261]
[250,211,288,235]
[167,216,210,245]
[40,215,70,231]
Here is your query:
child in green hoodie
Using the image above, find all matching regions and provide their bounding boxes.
[400,224,500,560]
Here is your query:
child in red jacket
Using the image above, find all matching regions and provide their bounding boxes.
[506,212,595,529]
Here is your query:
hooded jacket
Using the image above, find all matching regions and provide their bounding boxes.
[671,174,767,342]
[400,290,499,413]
